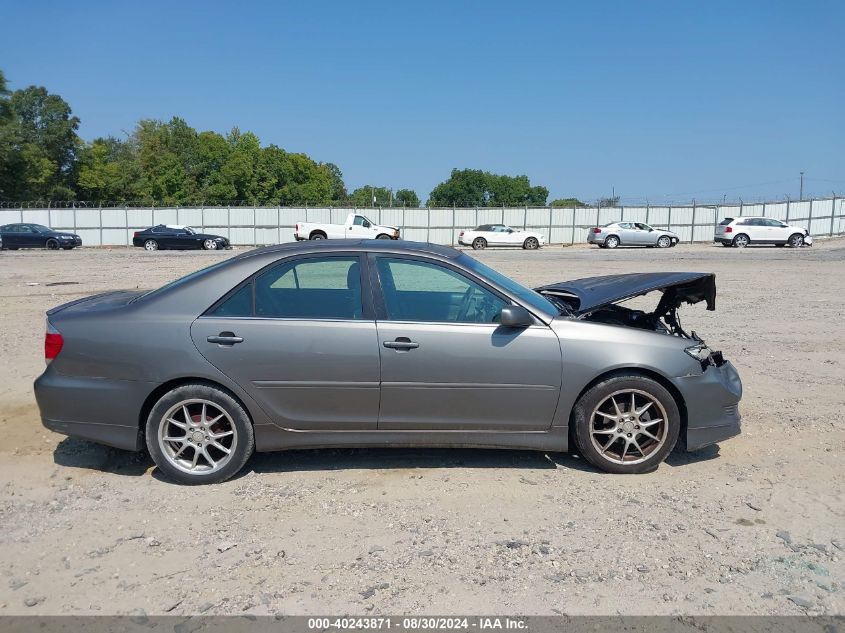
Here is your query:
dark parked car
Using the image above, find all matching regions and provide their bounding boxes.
[0,223,82,250]
[35,240,742,484]
[132,225,231,251]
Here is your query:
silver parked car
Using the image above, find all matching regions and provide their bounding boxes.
[35,240,741,484]
[588,222,679,249]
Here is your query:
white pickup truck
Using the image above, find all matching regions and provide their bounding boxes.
[294,213,400,241]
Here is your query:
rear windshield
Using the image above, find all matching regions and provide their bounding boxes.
[132,259,232,302]
[718,218,733,225]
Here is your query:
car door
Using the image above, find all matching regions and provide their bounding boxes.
[191,253,381,430]
[22,225,43,247]
[765,219,791,243]
[371,254,562,431]
[347,215,374,239]
[744,218,765,242]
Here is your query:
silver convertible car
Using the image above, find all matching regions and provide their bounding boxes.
[35,240,742,484]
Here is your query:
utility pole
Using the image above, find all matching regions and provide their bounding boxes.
[800,171,804,200]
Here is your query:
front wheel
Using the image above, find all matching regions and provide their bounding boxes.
[144,239,159,251]
[472,237,487,250]
[146,383,255,485]
[376,234,392,240]
[523,236,540,250]
[203,239,218,250]
[656,235,672,248]
[788,233,804,248]
[572,375,680,474]
[45,238,59,250]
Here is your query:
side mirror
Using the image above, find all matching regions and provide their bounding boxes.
[499,305,532,328]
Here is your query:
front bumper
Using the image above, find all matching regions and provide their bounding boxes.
[673,360,742,451]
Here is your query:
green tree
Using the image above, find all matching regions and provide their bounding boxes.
[428,168,548,207]
[598,196,620,208]
[551,198,585,207]
[350,185,391,207]
[0,84,81,200]
[393,188,420,207]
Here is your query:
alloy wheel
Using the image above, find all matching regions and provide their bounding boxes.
[589,389,669,465]
[657,236,671,248]
[157,399,238,475]
[789,234,804,247]
[203,239,217,250]
[144,239,158,251]
[733,235,749,248]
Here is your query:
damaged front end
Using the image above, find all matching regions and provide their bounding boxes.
[536,272,727,368]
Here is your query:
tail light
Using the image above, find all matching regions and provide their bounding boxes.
[725,226,732,233]
[133,231,139,238]
[45,321,64,363]
[592,227,602,234]
[295,223,301,232]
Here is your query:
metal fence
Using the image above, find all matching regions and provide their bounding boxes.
[0,197,842,247]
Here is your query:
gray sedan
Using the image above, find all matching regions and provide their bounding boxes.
[588,222,679,249]
[35,240,741,484]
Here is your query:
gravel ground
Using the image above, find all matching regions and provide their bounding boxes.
[0,240,843,616]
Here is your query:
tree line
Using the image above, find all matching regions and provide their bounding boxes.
[0,70,584,208]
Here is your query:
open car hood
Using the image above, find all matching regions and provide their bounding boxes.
[535,272,716,316]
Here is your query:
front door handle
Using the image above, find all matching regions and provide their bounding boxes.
[383,338,419,350]
[207,332,243,346]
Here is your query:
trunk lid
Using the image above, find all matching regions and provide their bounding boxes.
[47,290,147,317]
[535,272,716,317]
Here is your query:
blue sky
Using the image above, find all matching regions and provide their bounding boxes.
[3,1,843,204]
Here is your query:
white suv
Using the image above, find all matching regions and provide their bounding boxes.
[714,217,812,248]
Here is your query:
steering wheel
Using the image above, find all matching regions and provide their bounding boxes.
[456,286,477,321]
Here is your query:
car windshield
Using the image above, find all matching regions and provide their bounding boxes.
[183,227,196,235]
[133,259,231,302]
[30,224,50,233]
[458,254,559,317]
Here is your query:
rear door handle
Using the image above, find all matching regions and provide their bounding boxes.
[383,338,419,350]
[207,332,243,345]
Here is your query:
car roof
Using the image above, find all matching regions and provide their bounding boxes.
[235,239,461,262]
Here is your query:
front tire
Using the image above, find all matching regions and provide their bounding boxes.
[604,235,620,249]
[788,233,804,248]
[45,238,59,250]
[657,235,672,248]
[376,234,392,240]
[523,236,540,250]
[144,239,159,251]
[146,383,255,485]
[572,374,680,474]
[472,237,487,250]
[203,239,218,250]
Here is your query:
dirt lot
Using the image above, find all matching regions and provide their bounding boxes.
[0,240,843,616]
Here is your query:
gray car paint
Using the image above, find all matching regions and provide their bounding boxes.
[34,239,741,456]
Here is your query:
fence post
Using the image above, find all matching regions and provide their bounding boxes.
[786,198,790,223]
[450,207,456,246]
[99,203,103,247]
[668,206,672,233]
[691,201,696,244]
[426,206,431,243]
[277,206,281,244]
[830,196,837,237]
[808,198,813,232]
[620,206,624,223]
[547,206,553,245]
[645,204,650,225]
[227,205,231,244]
[523,205,527,230]
[570,207,576,245]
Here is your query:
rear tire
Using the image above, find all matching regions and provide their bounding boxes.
[523,236,540,250]
[146,383,255,485]
[144,239,159,251]
[604,235,620,249]
[472,237,487,250]
[45,238,59,250]
[309,232,327,240]
[572,374,680,474]
[732,234,749,248]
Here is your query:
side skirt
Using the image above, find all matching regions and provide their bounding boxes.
[254,424,569,453]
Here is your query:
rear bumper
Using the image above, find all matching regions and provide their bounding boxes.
[673,360,743,451]
[714,237,731,244]
[34,365,151,451]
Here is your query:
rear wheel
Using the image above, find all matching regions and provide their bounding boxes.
[523,236,540,250]
[309,231,326,240]
[472,237,487,250]
[788,233,804,248]
[144,239,159,251]
[146,383,254,485]
[45,238,59,250]
[657,235,672,248]
[572,374,680,474]
[732,234,749,248]
[604,235,620,249]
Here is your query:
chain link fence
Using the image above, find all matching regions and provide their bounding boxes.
[0,198,841,247]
